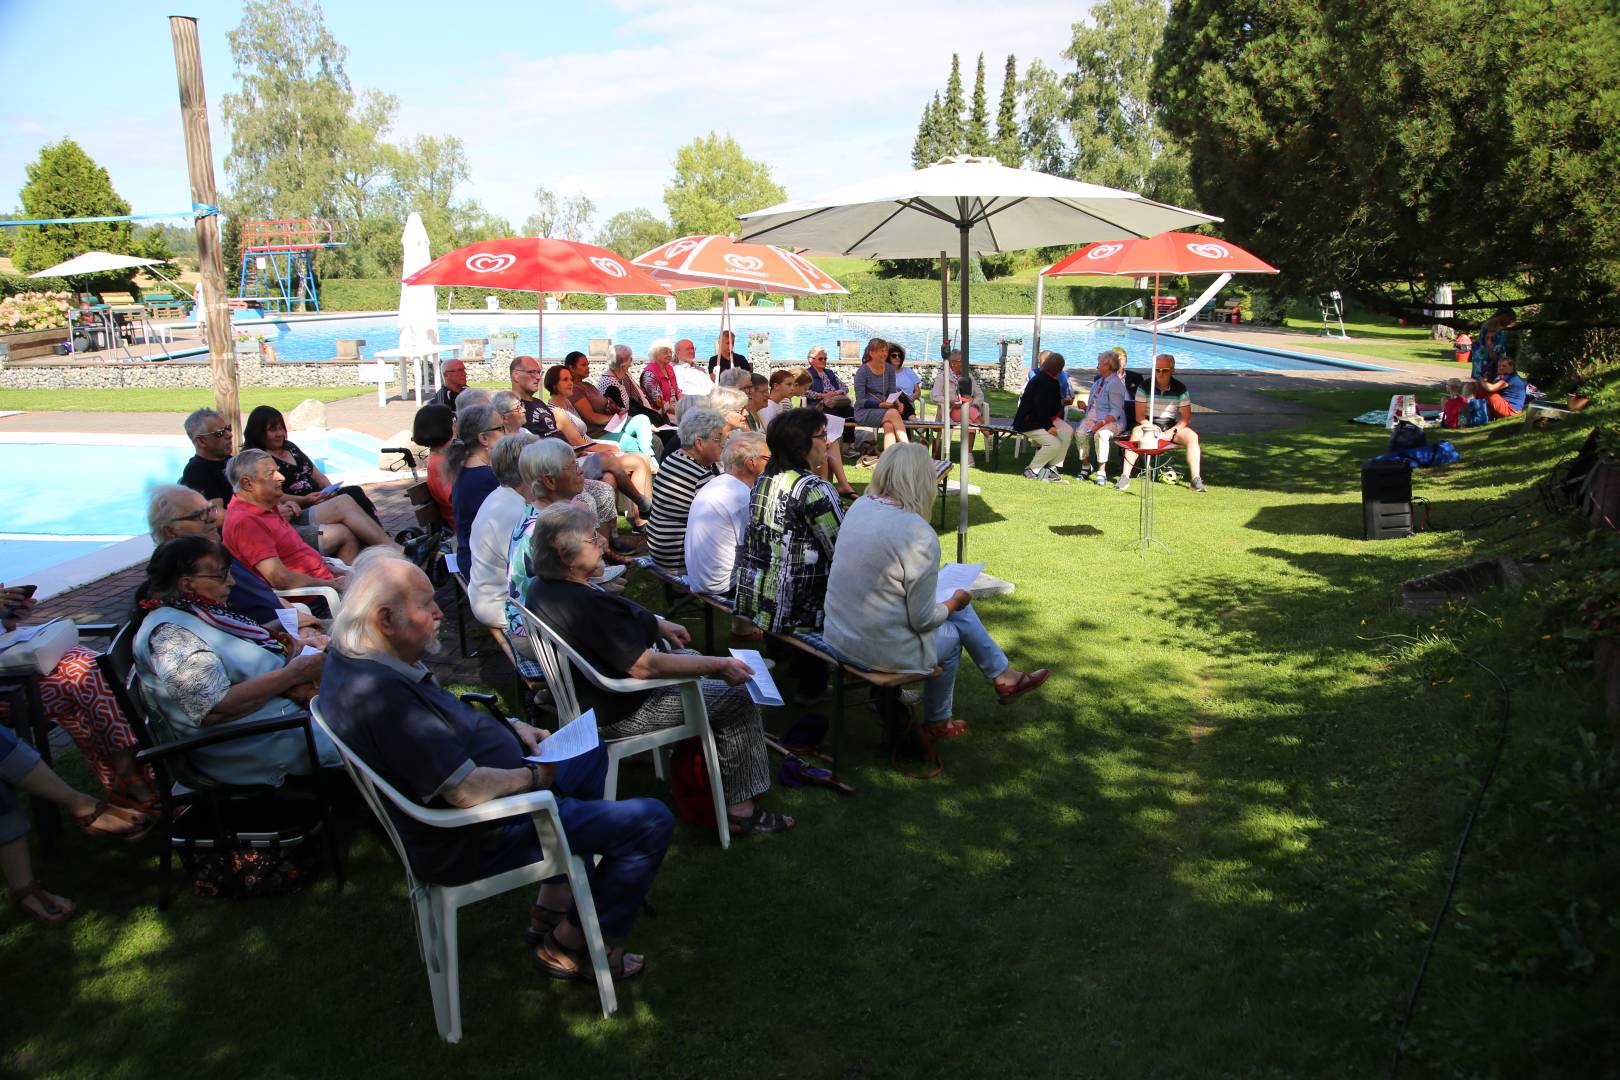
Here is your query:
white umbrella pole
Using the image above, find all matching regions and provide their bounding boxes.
[957,221,971,563]
[1032,269,1046,368]
[1148,271,1159,425]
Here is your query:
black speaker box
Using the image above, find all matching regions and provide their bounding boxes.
[1364,499,1415,540]
[1361,459,1412,502]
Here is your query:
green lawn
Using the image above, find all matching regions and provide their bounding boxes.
[0,387,368,413]
[5,389,1614,1077]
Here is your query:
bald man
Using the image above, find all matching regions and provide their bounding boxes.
[431,358,468,412]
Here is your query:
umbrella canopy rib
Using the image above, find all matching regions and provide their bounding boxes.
[844,203,919,254]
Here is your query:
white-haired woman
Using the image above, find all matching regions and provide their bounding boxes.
[491,389,526,436]
[645,407,726,575]
[639,339,681,421]
[825,444,1048,739]
[524,503,793,836]
[467,430,538,632]
[503,439,623,652]
[1076,350,1127,485]
[599,345,675,454]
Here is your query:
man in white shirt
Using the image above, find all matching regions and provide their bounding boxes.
[467,431,538,633]
[685,431,770,629]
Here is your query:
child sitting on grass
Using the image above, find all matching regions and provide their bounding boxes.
[1441,378,1469,428]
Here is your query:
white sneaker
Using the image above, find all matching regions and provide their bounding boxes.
[1115,477,1131,491]
[1039,466,1069,484]
[1093,472,1109,487]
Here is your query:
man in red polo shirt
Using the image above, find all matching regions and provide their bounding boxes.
[223,449,348,589]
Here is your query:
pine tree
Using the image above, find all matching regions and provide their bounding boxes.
[995,54,1022,167]
[942,54,965,156]
[911,96,937,168]
[12,139,134,287]
[966,53,991,155]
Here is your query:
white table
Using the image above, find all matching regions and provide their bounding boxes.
[372,344,462,406]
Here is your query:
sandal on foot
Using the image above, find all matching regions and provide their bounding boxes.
[73,800,154,841]
[921,718,969,739]
[994,668,1051,706]
[9,881,76,925]
[535,929,644,982]
[525,903,568,947]
[730,627,766,642]
[728,804,794,836]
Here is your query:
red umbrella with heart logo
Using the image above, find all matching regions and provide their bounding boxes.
[1043,232,1278,422]
[402,237,673,358]
[632,234,847,359]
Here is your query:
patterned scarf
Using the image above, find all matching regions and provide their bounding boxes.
[142,591,286,655]
[646,361,679,404]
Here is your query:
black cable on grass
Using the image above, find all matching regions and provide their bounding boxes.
[1361,635,1513,1077]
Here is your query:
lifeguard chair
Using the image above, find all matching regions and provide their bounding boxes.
[238,219,345,313]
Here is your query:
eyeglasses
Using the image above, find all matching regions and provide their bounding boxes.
[197,428,230,440]
[515,368,542,377]
[174,506,217,523]
[484,426,506,436]
[590,533,608,545]
[186,569,231,581]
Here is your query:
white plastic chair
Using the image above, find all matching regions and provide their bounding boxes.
[310,699,618,1041]
[274,584,343,618]
[513,600,731,850]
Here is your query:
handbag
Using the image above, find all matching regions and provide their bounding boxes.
[0,619,78,675]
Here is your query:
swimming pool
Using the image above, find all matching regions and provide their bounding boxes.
[219,310,1388,373]
[0,429,393,598]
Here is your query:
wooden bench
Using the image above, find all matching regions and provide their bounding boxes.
[141,292,191,318]
[630,556,933,776]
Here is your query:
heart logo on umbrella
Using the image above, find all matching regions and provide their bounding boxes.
[665,239,699,259]
[591,256,627,278]
[466,253,515,273]
[1187,242,1230,259]
[723,254,765,272]
[1087,243,1124,260]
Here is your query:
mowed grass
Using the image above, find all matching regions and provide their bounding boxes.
[2,388,1608,1078]
[0,386,367,413]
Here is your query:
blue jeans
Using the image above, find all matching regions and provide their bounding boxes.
[923,606,1009,724]
[481,744,673,940]
[0,724,42,845]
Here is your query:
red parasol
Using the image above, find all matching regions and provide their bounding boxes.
[1044,233,1279,425]
[402,237,673,359]
[632,234,846,355]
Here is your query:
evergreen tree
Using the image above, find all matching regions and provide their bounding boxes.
[941,54,965,156]
[966,53,991,155]
[911,96,935,169]
[995,54,1022,167]
[12,139,134,289]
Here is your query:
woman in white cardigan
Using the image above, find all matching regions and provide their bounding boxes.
[824,444,1049,739]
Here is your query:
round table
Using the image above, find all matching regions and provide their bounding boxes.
[1118,439,1178,555]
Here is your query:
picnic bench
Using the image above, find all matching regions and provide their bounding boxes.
[141,292,191,318]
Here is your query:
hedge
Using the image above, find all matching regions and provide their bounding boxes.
[319,275,1152,317]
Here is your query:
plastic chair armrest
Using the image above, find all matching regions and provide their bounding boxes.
[135,712,313,763]
[385,786,563,828]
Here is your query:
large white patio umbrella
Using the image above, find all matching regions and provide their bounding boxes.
[29,250,192,354]
[396,212,440,351]
[737,155,1220,558]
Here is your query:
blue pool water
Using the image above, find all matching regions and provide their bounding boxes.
[232,311,1384,373]
[0,430,390,587]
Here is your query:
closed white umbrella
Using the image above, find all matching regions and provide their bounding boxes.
[391,212,444,401]
[737,155,1220,558]
[397,212,438,352]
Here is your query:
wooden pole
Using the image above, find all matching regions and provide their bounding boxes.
[170,16,237,449]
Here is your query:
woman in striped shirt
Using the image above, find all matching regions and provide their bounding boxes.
[645,407,727,575]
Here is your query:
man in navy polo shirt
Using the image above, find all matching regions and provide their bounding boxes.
[319,555,672,982]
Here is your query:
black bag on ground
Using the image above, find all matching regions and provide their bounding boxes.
[1389,420,1427,452]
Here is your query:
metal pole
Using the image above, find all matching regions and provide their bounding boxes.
[1032,268,1046,370]
[1148,270,1159,426]
[939,250,950,356]
[170,16,236,449]
[957,220,971,563]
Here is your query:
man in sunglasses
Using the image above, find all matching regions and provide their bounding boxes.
[179,407,329,549]
[1116,353,1206,493]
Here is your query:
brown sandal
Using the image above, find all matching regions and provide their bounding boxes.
[525,903,568,946]
[9,881,77,925]
[535,928,644,982]
[73,800,155,842]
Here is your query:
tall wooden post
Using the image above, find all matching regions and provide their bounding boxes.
[170,16,237,448]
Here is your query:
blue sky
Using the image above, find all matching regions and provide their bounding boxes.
[0,0,1076,234]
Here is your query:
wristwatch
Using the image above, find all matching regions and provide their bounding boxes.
[525,763,543,791]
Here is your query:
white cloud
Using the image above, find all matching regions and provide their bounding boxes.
[403,2,1080,228]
